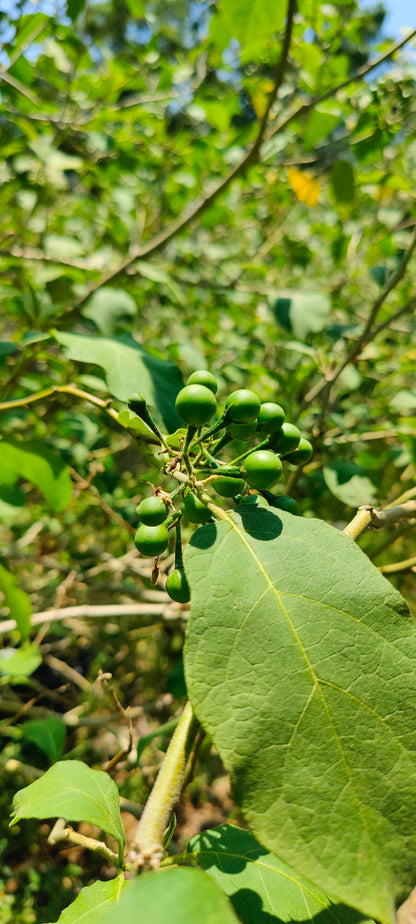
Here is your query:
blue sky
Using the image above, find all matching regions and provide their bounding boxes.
[377,0,415,36]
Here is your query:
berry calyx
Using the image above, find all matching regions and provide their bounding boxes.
[242,449,283,490]
[175,384,217,426]
[224,389,261,424]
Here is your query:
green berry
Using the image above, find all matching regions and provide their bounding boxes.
[243,449,283,490]
[213,476,246,498]
[186,370,218,394]
[269,423,301,454]
[137,496,168,526]
[166,568,191,603]
[181,492,212,524]
[269,494,300,515]
[175,384,217,426]
[224,389,261,424]
[134,523,169,557]
[227,421,257,440]
[257,402,285,435]
[284,438,313,465]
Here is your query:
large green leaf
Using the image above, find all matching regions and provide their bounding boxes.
[47,875,125,924]
[11,760,125,853]
[184,507,416,924]
[96,867,240,924]
[81,287,137,336]
[54,331,183,431]
[0,439,72,511]
[188,824,369,924]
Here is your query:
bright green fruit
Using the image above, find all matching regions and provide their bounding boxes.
[243,450,283,490]
[186,370,218,394]
[269,494,300,515]
[257,402,285,434]
[137,496,168,525]
[227,421,257,440]
[166,568,191,603]
[269,422,301,454]
[175,384,217,426]
[213,476,246,498]
[284,437,313,465]
[224,389,261,424]
[134,523,169,556]
[181,492,212,524]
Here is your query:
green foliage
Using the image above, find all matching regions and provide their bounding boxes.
[11,761,126,856]
[1,0,416,920]
[184,508,416,922]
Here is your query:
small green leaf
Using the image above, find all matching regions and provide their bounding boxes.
[304,104,340,150]
[0,439,72,512]
[0,643,41,679]
[210,0,288,55]
[0,341,18,368]
[11,760,125,852]
[23,717,66,762]
[50,874,125,924]
[96,867,240,924]
[54,331,183,431]
[188,824,370,924]
[323,462,377,506]
[66,0,86,20]
[331,161,355,204]
[274,291,331,340]
[0,563,31,641]
[81,287,137,336]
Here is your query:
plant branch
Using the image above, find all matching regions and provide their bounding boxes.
[0,603,171,635]
[126,702,200,871]
[343,501,416,541]
[0,384,120,423]
[379,555,416,575]
[48,818,120,865]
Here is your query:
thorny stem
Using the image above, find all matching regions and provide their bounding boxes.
[126,702,200,871]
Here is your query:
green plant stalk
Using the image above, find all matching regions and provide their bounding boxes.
[229,436,270,466]
[126,702,200,871]
[174,522,184,569]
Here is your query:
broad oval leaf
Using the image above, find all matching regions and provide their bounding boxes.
[184,507,416,924]
[48,874,125,924]
[11,760,125,852]
[274,291,331,340]
[0,563,31,641]
[188,823,370,924]
[96,866,240,924]
[323,462,377,507]
[55,331,183,431]
[23,717,66,763]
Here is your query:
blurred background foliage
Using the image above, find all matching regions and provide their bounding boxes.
[1,0,416,919]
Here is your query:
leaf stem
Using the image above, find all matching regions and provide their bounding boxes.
[126,702,200,871]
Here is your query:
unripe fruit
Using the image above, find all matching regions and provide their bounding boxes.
[227,421,257,440]
[257,402,285,435]
[284,438,313,465]
[269,494,300,515]
[269,423,301,454]
[137,496,168,526]
[224,389,261,424]
[166,568,191,603]
[213,476,246,498]
[181,492,212,524]
[134,523,169,557]
[175,384,217,426]
[186,370,218,394]
[243,450,283,490]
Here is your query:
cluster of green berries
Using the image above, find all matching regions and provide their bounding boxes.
[130,371,313,604]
